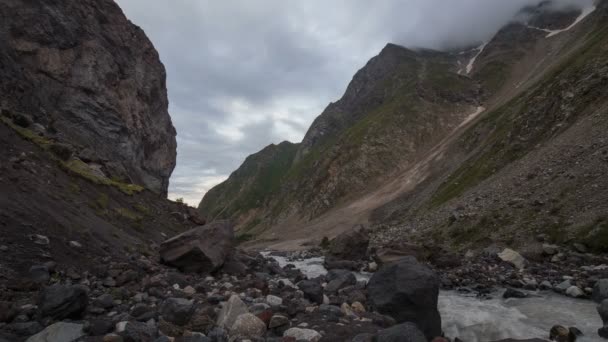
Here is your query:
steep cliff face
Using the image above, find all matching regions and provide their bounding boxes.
[0,0,176,194]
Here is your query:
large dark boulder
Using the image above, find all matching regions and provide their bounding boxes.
[37,284,88,320]
[327,225,369,261]
[376,322,427,342]
[297,279,324,305]
[160,298,194,325]
[324,269,357,293]
[160,221,234,273]
[368,256,441,340]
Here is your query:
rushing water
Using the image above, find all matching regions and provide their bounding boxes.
[263,252,603,341]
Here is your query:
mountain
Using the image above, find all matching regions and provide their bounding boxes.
[0,0,176,194]
[199,0,608,252]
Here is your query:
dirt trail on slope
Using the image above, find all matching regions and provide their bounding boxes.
[247,106,486,251]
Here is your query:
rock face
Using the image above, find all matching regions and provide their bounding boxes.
[160,221,234,273]
[0,0,176,194]
[368,257,441,339]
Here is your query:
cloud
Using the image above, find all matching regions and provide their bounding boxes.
[114,0,590,205]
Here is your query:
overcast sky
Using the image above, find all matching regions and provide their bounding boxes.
[115,0,590,206]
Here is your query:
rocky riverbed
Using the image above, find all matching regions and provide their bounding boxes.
[2,224,608,342]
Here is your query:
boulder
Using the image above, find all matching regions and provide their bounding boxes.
[542,244,559,255]
[297,280,324,304]
[498,248,526,270]
[37,284,88,320]
[283,327,322,341]
[598,299,608,326]
[324,270,357,293]
[160,221,234,273]
[269,314,290,329]
[159,298,194,325]
[503,288,527,299]
[565,286,584,298]
[116,321,157,342]
[229,313,266,339]
[323,257,359,271]
[594,279,608,303]
[327,225,369,261]
[376,322,427,342]
[25,322,84,342]
[368,256,441,339]
[217,295,249,329]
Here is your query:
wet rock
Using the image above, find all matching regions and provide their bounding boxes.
[554,280,572,293]
[566,286,584,298]
[598,299,608,325]
[216,295,249,329]
[376,322,427,342]
[283,327,322,341]
[594,279,608,303]
[37,284,88,320]
[297,279,324,304]
[503,288,527,299]
[498,248,526,270]
[368,256,441,340]
[25,322,84,342]
[159,298,193,325]
[327,225,369,261]
[159,221,234,273]
[549,325,572,342]
[229,313,266,339]
[324,257,359,271]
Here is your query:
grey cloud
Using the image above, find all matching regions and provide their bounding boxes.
[114,0,590,205]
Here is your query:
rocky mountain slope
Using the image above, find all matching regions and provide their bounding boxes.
[199,0,608,253]
[0,0,177,194]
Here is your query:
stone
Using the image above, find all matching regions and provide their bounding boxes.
[216,295,249,329]
[297,280,324,304]
[542,244,559,255]
[368,262,378,272]
[229,313,266,339]
[69,241,82,249]
[324,269,357,293]
[183,286,196,295]
[28,265,50,284]
[102,334,123,342]
[555,280,572,293]
[117,321,157,342]
[376,322,427,342]
[29,234,50,246]
[159,221,234,273]
[327,225,369,261]
[95,293,114,309]
[503,288,527,299]
[37,284,88,320]
[25,322,84,342]
[573,243,587,253]
[89,319,114,335]
[498,248,526,270]
[549,325,571,342]
[159,298,194,325]
[341,303,357,317]
[283,327,322,342]
[368,256,440,340]
[594,279,608,303]
[269,314,290,329]
[351,301,366,314]
[566,286,584,298]
[266,295,283,307]
[353,333,375,342]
